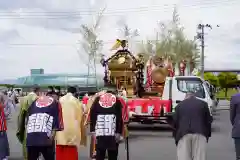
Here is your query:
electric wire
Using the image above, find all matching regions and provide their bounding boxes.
[0,0,238,19]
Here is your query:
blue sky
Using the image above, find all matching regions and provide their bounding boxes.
[0,0,239,79]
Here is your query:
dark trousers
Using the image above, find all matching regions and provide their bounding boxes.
[27,146,54,160]
[96,144,119,160]
[234,138,240,160]
[0,131,9,159]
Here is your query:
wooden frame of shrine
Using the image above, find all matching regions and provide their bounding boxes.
[100,40,145,97]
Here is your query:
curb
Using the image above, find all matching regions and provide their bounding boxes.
[216,106,230,110]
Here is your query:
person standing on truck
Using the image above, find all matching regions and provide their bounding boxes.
[230,91,240,160]
[173,92,212,160]
[121,87,127,98]
[90,87,123,160]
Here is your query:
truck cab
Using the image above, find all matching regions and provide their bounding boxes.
[204,80,218,112]
[162,76,214,116]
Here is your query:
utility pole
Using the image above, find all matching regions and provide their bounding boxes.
[196,24,212,79]
[86,1,102,89]
[86,42,97,88]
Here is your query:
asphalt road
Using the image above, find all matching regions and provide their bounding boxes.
[216,99,230,110]
[7,100,235,160]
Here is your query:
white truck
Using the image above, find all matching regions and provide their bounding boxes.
[128,75,214,125]
[162,76,215,116]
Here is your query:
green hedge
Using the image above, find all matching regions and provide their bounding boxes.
[216,88,238,100]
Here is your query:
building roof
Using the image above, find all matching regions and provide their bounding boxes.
[16,73,104,87]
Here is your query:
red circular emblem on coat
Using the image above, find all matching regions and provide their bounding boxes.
[99,93,116,108]
[36,96,54,108]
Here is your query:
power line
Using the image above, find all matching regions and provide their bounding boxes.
[0,35,231,47]
[0,38,218,46]
[0,0,238,14]
[0,40,155,46]
[0,43,77,46]
[0,0,238,19]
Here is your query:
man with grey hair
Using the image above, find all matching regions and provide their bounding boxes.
[173,91,212,160]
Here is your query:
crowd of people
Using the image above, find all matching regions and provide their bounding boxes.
[0,84,240,160]
[0,85,128,160]
[0,88,18,160]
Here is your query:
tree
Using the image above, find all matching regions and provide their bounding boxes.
[78,8,105,86]
[78,8,105,67]
[204,72,218,87]
[155,7,200,69]
[117,17,139,40]
[218,72,238,97]
[136,40,154,63]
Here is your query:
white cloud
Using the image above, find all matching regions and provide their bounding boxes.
[0,0,240,79]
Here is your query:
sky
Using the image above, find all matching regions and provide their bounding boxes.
[0,0,239,79]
